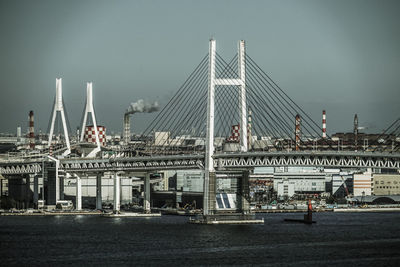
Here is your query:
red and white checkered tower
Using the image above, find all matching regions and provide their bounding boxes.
[84,125,106,146]
[228,124,240,142]
[322,110,327,139]
[80,82,101,157]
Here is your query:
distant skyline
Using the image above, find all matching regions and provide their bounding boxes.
[0,0,399,135]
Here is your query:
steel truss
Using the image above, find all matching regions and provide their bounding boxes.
[1,151,399,176]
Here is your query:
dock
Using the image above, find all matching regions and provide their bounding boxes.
[333,207,400,212]
[102,212,161,218]
[0,211,102,216]
[189,213,264,225]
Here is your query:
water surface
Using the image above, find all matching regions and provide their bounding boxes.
[1,212,399,266]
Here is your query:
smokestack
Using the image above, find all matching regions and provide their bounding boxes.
[124,113,130,145]
[17,126,21,143]
[247,110,252,150]
[123,99,160,145]
[29,111,35,149]
[354,114,358,151]
[295,114,301,151]
[322,110,326,139]
[126,99,159,115]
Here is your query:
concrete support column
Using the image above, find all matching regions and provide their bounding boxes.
[96,173,102,210]
[54,159,60,202]
[46,156,60,205]
[25,175,31,209]
[239,171,250,214]
[59,174,64,200]
[144,173,151,213]
[75,174,82,210]
[41,160,45,201]
[113,173,120,213]
[33,174,39,208]
[208,172,216,215]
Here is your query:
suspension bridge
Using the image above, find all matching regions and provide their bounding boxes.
[0,39,399,220]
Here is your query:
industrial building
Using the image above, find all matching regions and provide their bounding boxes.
[0,175,8,196]
[175,170,203,192]
[276,179,295,198]
[372,174,400,195]
[273,172,326,196]
[332,173,353,198]
[353,171,373,196]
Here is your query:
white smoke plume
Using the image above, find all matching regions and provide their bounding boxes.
[126,99,159,115]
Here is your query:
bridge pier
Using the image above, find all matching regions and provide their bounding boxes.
[75,174,82,210]
[46,158,60,205]
[33,174,38,208]
[238,170,251,214]
[206,171,216,215]
[192,170,261,224]
[59,173,64,200]
[144,173,151,213]
[25,175,31,208]
[96,173,102,210]
[113,172,120,213]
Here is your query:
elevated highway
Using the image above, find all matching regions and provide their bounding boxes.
[1,151,400,176]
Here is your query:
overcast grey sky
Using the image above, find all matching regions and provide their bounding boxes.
[0,0,399,135]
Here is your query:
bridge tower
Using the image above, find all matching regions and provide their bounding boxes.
[80,82,101,157]
[48,78,71,156]
[204,39,247,215]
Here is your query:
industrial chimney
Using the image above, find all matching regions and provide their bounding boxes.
[354,114,358,151]
[322,110,326,139]
[295,114,301,151]
[123,99,160,145]
[17,126,21,143]
[29,110,35,149]
[124,113,130,145]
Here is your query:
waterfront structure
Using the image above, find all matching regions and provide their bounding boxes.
[63,174,133,207]
[276,179,295,198]
[273,172,325,195]
[372,174,400,195]
[353,171,373,196]
[216,193,236,210]
[332,173,353,198]
[176,170,203,192]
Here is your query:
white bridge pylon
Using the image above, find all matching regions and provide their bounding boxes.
[80,82,101,158]
[48,78,71,156]
[204,39,247,215]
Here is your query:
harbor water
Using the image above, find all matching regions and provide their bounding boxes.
[1,212,400,266]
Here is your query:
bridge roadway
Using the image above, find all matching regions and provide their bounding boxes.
[1,151,400,175]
